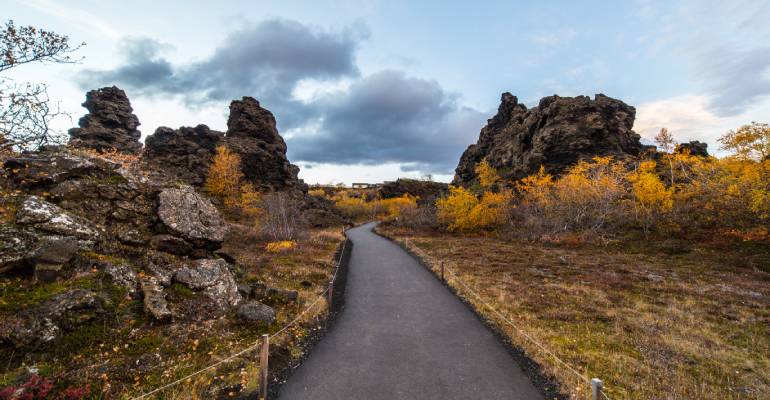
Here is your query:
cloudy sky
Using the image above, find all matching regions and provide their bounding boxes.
[5,0,770,184]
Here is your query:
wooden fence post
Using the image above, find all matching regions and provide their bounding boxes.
[440,261,445,282]
[591,378,603,400]
[327,281,334,309]
[260,334,269,400]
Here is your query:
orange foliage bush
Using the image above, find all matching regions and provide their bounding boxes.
[443,141,769,240]
[516,157,627,236]
[204,145,243,206]
[332,192,418,223]
[265,240,298,253]
[475,159,502,189]
[436,186,512,232]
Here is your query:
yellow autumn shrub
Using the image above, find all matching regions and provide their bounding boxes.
[475,159,503,189]
[333,192,373,221]
[239,182,262,219]
[516,158,626,236]
[436,186,511,232]
[205,146,243,206]
[377,194,418,221]
[308,188,327,198]
[265,240,297,253]
[630,160,673,233]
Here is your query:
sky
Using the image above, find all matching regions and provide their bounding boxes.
[4,0,770,184]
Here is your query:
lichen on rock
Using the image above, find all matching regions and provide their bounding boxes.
[157,186,227,248]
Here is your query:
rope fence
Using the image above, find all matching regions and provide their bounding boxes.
[130,236,349,400]
[130,230,609,400]
[404,238,610,400]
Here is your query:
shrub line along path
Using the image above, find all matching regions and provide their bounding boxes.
[278,222,543,400]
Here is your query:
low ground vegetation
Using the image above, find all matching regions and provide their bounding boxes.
[205,145,306,241]
[330,190,418,225]
[373,123,769,399]
[0,227,343,398]
[0,144,345,398]
[379,226,769,399]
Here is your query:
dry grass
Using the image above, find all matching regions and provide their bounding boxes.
[379,226,770,400]
[0,226,345,399]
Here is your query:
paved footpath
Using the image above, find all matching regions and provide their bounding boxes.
[279,222,543,400]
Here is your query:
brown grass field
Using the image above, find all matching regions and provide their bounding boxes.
[378,226,770,400]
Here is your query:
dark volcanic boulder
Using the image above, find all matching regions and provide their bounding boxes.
[224,97,303,190]
[3,150,116,188]
[378,179,449,205]
[143,124,225,185]
[236,300,275,325]
[68,87,142,154]
[453,93,644,185]
[675,141,709,157]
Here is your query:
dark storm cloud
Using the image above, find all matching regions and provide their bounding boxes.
[78,20,486,174]
[83,38,175,89]
[79,19,366,128]
[287,70,487,174]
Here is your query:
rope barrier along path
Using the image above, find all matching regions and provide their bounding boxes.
[130,238,348,400]
[402,238,599,389]
[439,261,609,398]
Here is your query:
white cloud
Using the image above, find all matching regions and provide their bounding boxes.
[292,78,353,103]
[297,162,452,186]
[13,0,121,39]
[634,94,770,155]
[130,97,228,140]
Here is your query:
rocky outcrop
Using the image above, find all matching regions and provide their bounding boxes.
[0,289,104,348]
[157,186,227,249]
[454,93,644,186]
[9,196,102,281]
[236,301,275,325]
[143,125,225,186]
[140,277,172,321]
[675,141,709,157]
[27,236,80,282]
[173,259,241,312]
[224,97,303,190]
[4,147,158,247]
[378,179,449,205]
[16,196,102,241]
[68,87,142,154]
[139,96,305,191]
[3,151,116,188]
[0,85,340,348]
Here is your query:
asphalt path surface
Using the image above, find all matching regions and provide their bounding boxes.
[279,222,543,400]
